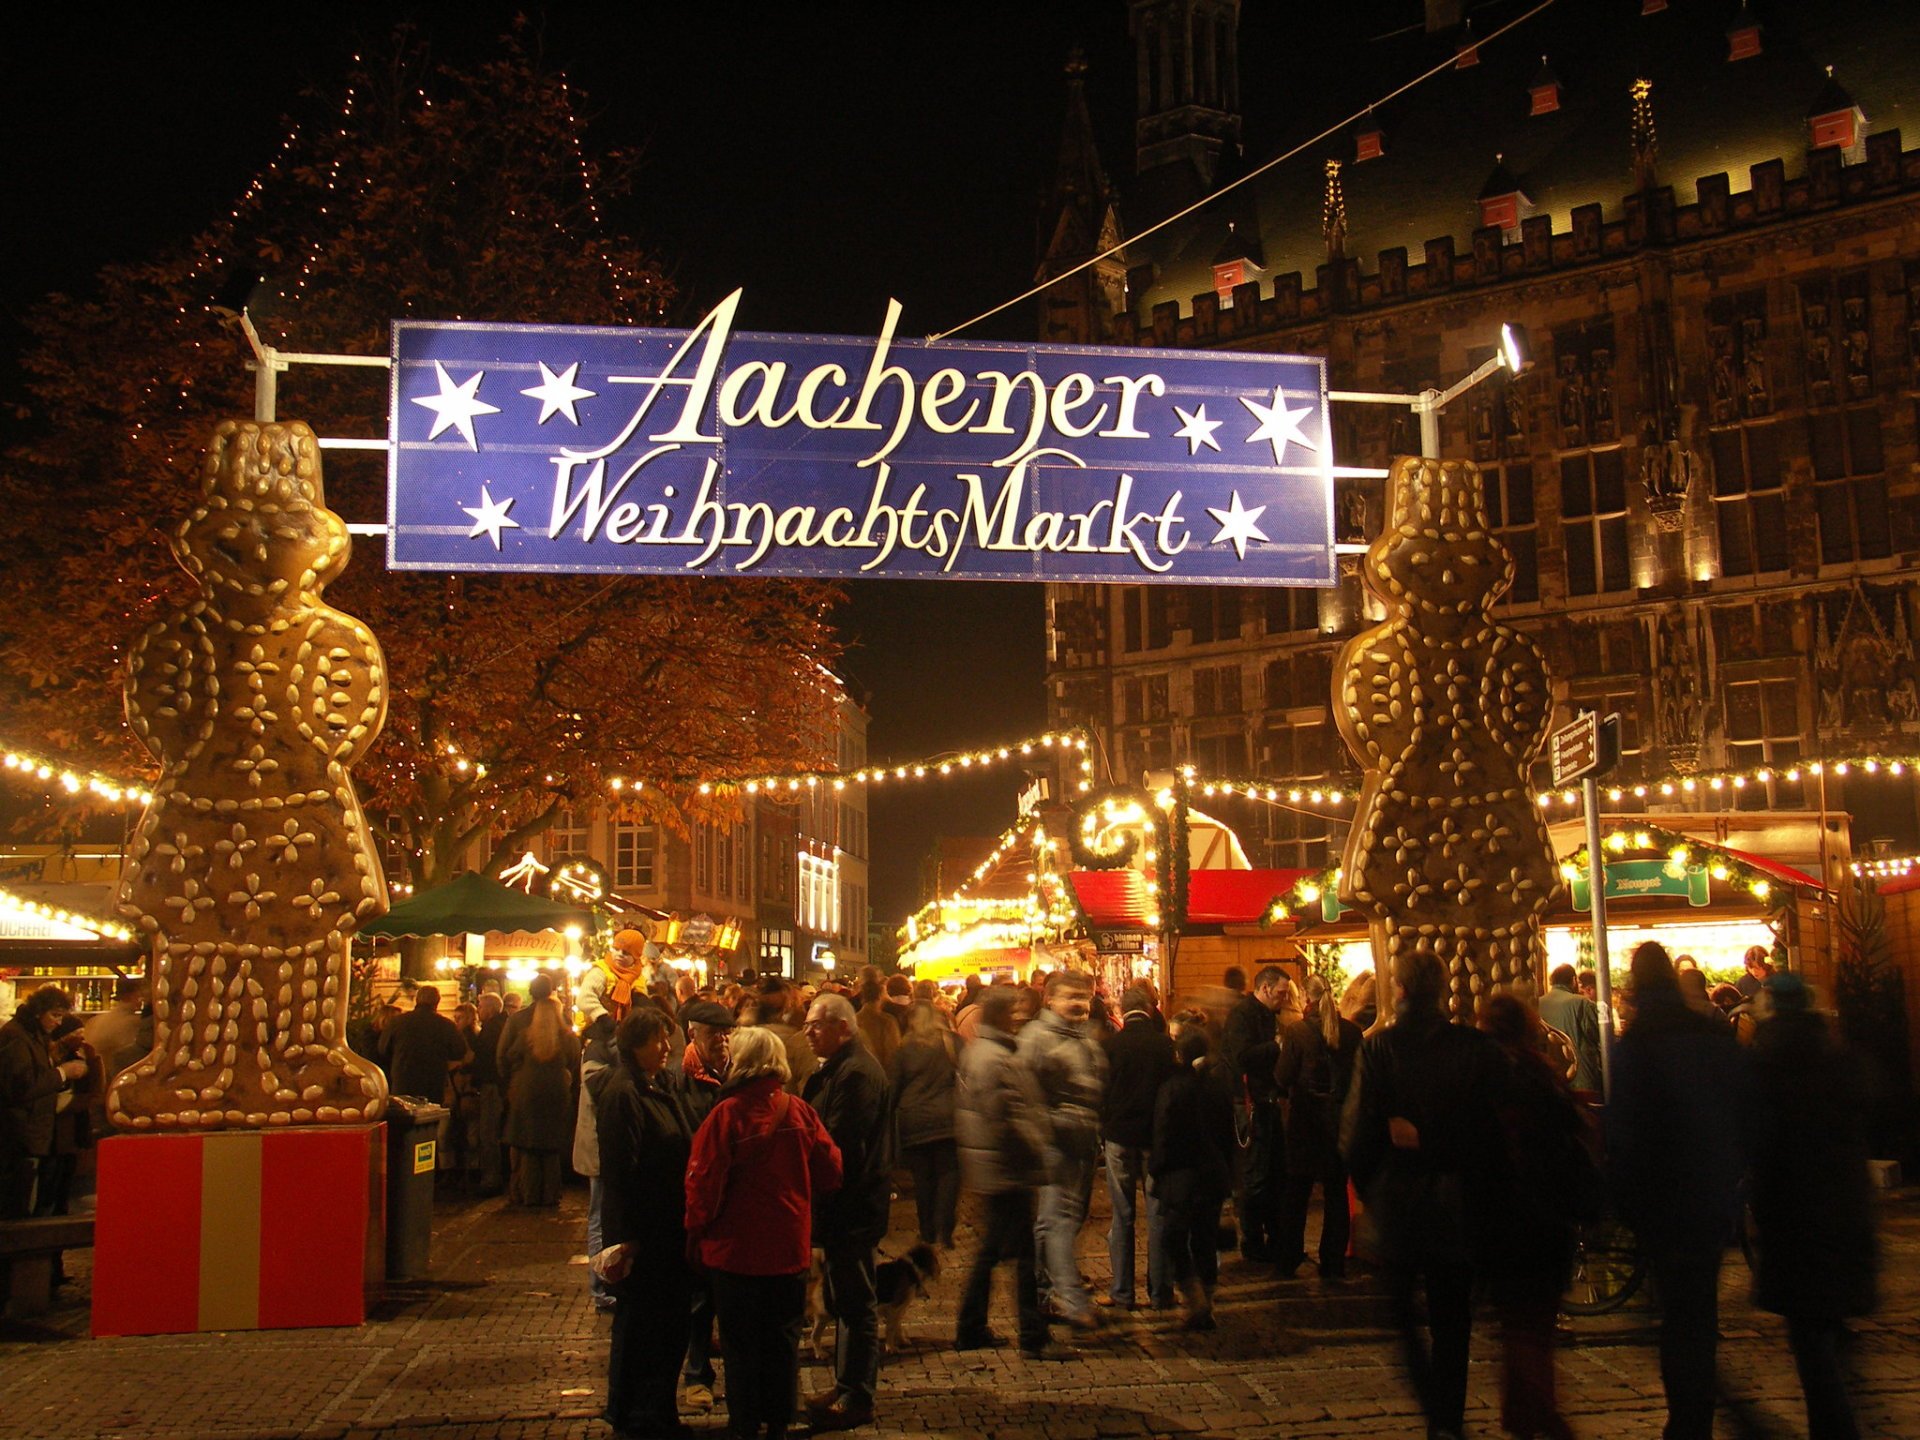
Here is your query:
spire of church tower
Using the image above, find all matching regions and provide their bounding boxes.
[1130,0,1243,224]
[1037,46,1126,344]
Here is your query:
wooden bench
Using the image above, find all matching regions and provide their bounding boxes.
[0,1216,94,1319]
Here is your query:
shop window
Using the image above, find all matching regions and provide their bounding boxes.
[1481,461,1538,603]
[547,808,590,861]
[1809,406,1890,565]
[1561,448,1630,596]
[1122,674,1170,724]
[1186,588,1243,644]
[1121,587,1172,652]
[611,821,656,890]
[759,926,795,978]
[1724,678,1804,811]
[1190,730,1247,775]
[1265,650,1333,711]
[1262,720,1333,779]
[1264,806,1337,870]
[1708,423,1787,577]
[1264,588,1319,635]
[1193,664,1242,717]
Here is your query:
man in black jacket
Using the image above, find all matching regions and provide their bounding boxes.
[1101,988,1176,1309]
[1342,951,1507,1440]
[1220,964,1293,1262]
[802,992,894,1431]
[470,993,508,1195]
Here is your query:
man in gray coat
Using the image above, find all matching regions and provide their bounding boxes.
[1018,969,1109,1329]
[1539,963,1603,1093]
[955,985,1051,1354]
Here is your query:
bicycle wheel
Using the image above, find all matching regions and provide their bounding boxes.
[1561,1216,1646,1316]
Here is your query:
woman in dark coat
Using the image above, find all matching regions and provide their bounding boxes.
[889,1001,960,1247]
[1150,1026,1236,1329]
[594,1006,699,1440]
[686,1026,841,1440]
[0,986,90,1220]
[1480,994,1590,1440]
[1749,974,1878,1440]
[501,993,580,1206]
[1272,974,1363,1279]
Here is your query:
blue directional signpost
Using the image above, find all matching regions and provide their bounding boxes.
[387,290,1334,585]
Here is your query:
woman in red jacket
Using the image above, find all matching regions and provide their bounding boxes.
[685,1025,842,1440]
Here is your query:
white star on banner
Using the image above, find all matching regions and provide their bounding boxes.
[520,361,596,425]
[411,361,500,449]
[1206,490,1270,561]
[1171,404,1224,455]
[462,486,521,550]
[1240,387,1318,466]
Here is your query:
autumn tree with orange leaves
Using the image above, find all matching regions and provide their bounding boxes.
[2,27,843,889]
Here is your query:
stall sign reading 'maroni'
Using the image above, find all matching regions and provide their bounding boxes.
[386,291,1333,586]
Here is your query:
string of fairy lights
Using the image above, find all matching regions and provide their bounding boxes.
[0,885,134,944]
[1263,821,1796,928]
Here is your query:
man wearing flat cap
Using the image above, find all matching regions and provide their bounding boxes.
[674,995,736,1415]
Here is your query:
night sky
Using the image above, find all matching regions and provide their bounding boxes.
[3,2,1318,922]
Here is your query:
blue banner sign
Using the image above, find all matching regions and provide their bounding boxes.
[387,291,1333,584]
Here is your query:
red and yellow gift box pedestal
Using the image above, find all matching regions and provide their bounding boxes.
[92,1123,385,1336]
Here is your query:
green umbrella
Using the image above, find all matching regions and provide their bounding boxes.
[361,870,595,938]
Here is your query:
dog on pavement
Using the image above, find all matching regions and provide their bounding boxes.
[874,1242,941,1352]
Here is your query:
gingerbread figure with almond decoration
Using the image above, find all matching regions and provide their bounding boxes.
[1334,456,1560,1021]
[111,419,390,1130]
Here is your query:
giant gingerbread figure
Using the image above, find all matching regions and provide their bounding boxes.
[1335,456,1559,1020]
[111,420,389,1129]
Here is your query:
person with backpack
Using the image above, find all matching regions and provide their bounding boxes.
[1272,974,1363,1281]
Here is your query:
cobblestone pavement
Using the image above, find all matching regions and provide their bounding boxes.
[5,1176,1918,1440]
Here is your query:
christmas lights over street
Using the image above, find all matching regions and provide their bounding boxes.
[389,290,1334,585]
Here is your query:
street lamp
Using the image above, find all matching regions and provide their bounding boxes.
[1413,322,1536,458]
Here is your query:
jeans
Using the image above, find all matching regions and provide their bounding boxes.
[605,1256,693,1437]
[1036,1152,1096,1317]
[1649,1245,1723,1440]
[1103,1141,1169,1305]
[1388,1257,1475,1436]
[1275,1163,1351,1274]
[585,1177,609,1304]
[957,1189,1047,1350]
[821,1242,880,1407]
[1787,1313,1861,1440]
[713,1270,807,1433]
[902,1140,960,1246]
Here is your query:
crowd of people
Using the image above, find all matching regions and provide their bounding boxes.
[0,928,1887,1440]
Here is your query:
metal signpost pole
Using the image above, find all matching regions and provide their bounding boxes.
[1583,768,1615,1100]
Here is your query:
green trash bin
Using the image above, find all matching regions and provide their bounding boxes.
[385,1097,449,1281]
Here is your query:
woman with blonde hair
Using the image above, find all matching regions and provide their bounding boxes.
[502,990,580,1206]
[686,1025,842,1440]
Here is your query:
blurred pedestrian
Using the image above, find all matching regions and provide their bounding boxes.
[447,1000,480,1183]
[470,992,508,1195]
[501,988,580,1207]
[85,977,151,1080]
[755,980,818,1096]
[802,992,893,1431]
[1749,973,1878,1440]
[1608,942,1753,1440]
[1273,974,1362,1281]
[1343,952,1507,1440]
[0,986,90,1220]
[955,985,1052,1355]
[1735,944,1773,1000]
[381,984,469,1102]
[1100,985,1175,1310]
[575,986,619,1312]
[854,976,901,1071]
[1538,964,1602,1095]
[1480,994,1594,1440]
[676,998,737,1415]
[686,1026,841,1440]
[1222,965,1291,1262]
[891,1000,961,1249]
[1151,1026,1235,1329]
[595,1006,698,1440]
[1019,968,1108,1330]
